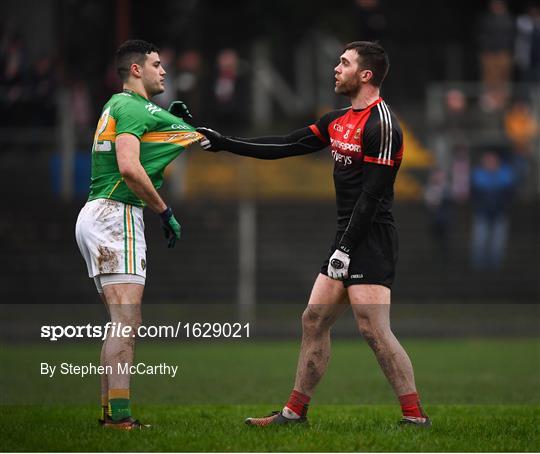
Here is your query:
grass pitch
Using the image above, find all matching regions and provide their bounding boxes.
[2,404,538,452]
[1,339,539,451]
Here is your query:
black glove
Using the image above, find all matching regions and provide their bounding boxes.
[159,207,181,248]
[196,127,226,152]
[168,101,193,122]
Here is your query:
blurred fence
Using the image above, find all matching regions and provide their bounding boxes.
[1,192,538,307]
[0,82,539,316]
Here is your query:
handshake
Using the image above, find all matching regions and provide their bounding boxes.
[168,100,224,152]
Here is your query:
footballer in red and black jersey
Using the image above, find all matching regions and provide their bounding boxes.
[197,40,430,426]
[310,97,403,229]
[196,98,404,287]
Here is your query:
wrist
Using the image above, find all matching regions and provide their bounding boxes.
[159,207,172,221]
[337,244,351,255]
[218,135,230,149]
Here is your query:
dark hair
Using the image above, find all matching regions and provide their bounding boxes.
[116,39,160,81]
[344,41,389,87]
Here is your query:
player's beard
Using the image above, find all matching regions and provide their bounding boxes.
[144,78,165,98]
[335,74,361,98]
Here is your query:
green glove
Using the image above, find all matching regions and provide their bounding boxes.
[159,207,181,248]
[168,101,193,122]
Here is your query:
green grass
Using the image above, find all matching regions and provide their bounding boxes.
[1,339,539,451]
[1,405,538,452]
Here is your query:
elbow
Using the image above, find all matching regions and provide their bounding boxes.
[118,164,137,180]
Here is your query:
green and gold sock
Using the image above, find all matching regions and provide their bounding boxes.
[108,389,131,421]
[101,393,109,420]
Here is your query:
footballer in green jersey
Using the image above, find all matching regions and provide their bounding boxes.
[89,89,202,207]
[76,40,202,430]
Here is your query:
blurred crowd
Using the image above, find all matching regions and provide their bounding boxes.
[424,1,540,272]
[0,33,57,127]
[0,31,250,133]
[478,0,540,110]
[1,0,539,128]
[2,0,539,272]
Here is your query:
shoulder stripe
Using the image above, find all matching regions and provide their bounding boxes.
[377,101,393,164]
[383,102,393,164]
[376,104,385,159]
[381,102,389,163]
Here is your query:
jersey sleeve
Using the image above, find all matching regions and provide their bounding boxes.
[309,109,347,145]
[222,126,325,159]
[114,101,151,139]
[362,104,403,166]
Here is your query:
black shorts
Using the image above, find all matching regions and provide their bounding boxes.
[320,223,398,289]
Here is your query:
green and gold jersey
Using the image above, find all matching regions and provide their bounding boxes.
[88,89,202,207]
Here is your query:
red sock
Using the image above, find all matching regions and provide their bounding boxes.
[399,392,427,418]
[285,390,311,417]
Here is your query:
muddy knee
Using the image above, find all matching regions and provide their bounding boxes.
[358,316,392,352]
[109,306,142,335]
[357,317,381,348]
[302,306,335,336]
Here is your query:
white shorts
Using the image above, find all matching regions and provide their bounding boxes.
[75,199,147,280]
[93,273,146,294]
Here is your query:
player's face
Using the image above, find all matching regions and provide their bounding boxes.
[141,52,166,97]
[334,50,371,97]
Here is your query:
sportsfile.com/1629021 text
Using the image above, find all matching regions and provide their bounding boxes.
[40,322,251,341]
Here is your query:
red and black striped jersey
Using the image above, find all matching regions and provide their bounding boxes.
[309,98,403,228]
[214,97,403,233]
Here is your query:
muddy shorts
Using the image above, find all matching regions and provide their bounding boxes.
[75,198,147,279]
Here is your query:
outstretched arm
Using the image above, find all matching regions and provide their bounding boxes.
[196,126,327,159]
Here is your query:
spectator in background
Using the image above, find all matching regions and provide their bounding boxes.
[70,78,92,134]
[353,0,387,42]
[477,0,515,112]
[29,56,56,126]
[504,99,538,187]
[175,50,204,120]
[445,88,469,133]
[1,33,28,125]
[515,3,540,83]
[212,48,248,131]
[431,89,469,173]
[424,169,453,266]
[470,150,515,270]
[450,145,470,203]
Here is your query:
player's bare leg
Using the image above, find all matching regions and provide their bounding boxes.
[245,274,348,426]
[293,274,349,396]
[101,283,149,429]
[349,284,430,426]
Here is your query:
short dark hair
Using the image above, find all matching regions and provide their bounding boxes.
[116,39,160,81]
[344,41,389,87]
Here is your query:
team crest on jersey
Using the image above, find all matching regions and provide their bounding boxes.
[145,103,162,115]
[141,259,146,270]
[353,128,362,140]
